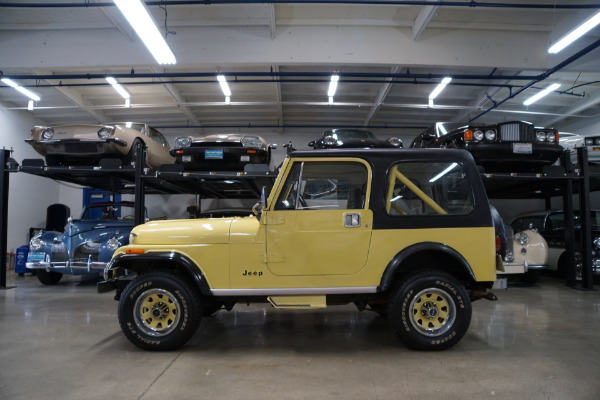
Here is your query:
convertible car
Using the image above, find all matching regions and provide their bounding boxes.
[171,133,275,171]
[410,121,563,172]
[26,122,174,169]
[26,202,136,285]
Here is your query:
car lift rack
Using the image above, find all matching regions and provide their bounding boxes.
[1,145,597,290]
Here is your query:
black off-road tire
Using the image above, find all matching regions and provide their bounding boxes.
[118,271,202,351]
[388,270,472,350]
[36,269,63,285]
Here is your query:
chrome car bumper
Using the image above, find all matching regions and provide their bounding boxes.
[26,260,107,273]
[25,138,127,156]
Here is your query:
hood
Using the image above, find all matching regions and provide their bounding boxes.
[70,219,134,236]
[131,218,234,245]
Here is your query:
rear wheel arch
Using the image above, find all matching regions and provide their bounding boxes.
[380,242,475,292]
[110,252,211,296]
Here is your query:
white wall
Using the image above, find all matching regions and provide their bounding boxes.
[0,104,63,252]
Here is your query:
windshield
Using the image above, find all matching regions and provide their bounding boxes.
[324,129,376,140]
[80,204,136,221]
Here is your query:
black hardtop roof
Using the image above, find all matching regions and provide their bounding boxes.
[289,147,476,164]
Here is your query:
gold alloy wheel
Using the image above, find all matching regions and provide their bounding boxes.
[133,288,181,337]
[409,288,456,337]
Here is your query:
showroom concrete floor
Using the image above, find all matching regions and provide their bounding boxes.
[1,272,599,400]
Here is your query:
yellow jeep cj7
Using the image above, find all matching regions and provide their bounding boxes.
[99,148,499,351]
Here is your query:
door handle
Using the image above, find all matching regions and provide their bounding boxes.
[344,213,361,228]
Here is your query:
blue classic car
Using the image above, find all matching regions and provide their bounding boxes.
[26,202,136,285]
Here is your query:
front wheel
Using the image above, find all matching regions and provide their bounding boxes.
[388,270,472,350]
[118,271,202,350]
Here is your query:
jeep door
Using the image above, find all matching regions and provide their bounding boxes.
[265,158,372,276]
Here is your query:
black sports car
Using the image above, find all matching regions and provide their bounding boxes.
[410,121,563,173]
[309,129,402,149]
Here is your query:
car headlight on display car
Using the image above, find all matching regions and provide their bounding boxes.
[97,126,114,139]
[174,136,192,148]
[30,236,44,251]
[41,127,54,140]
[388,137,402,147]
[473,129,484,141]
[107,237,121,252]
[241,136,262,147]
[594,237,600,249]
[484,129,496,141]
[323,136,337,146]
[515,231,529,245]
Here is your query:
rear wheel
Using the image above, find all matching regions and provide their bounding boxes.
[118,271,202,350]
[388,270,472,350]
[36,269,63,285]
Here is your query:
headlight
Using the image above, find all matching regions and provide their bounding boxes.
[536,131,547,142]
[97,126,113,139]
[515,231,529,245]
[30,237,44,251]
[473,129,484,141]
[107,237,121,252]
[594,237,600,249]
[174,136,192,148]
[41,127,54,140]
[484,129,496,141]
[585,138,594,146]
[324,136,337,146]
[241,136,262,147]
[388,137,402,147]
[546,131,557,142]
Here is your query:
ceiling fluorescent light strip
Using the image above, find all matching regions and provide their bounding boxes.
[429,77,452,101]
[548,10,600,54]
[106,77,131,99]
[328,74,339,98]
[1,78,41,101]
[217,75,232,97]
[113,0,176,65]
[523,83,561,106]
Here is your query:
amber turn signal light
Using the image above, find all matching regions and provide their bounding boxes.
[464,129,474,141]
[126,249,145,254]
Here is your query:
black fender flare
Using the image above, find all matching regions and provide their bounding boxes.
[379,242,475,292]
[108,252,211,296]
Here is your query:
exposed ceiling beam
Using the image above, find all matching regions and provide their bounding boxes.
[268,3,277,40]
[412,2,438,41]
[363,65,401,126]
[150,67,203,132]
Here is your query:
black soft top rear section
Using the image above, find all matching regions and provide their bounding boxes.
[288,148,493,230]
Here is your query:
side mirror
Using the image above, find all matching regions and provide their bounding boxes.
[308,141,315,147]
[270,143,278,149]
[252,186,268,220]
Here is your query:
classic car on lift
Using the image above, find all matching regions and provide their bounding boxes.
[410,121,563,172]
[309,128,402,149]
[26,122,174,169]
[26,202,137,285]
[170,133,276,171]
[510,209,600,279]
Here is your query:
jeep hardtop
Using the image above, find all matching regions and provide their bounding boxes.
[99,148,498,351]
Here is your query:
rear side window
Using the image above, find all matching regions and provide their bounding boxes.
[385,162,473,216]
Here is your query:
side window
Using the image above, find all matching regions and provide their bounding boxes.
[148,127,167,146]
[274,161,368,210]
[385,162,473,216]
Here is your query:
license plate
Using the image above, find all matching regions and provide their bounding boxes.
[240,155,250,162]
[512,142,532,154]
[205,149,224,159]
[27,252,45,262]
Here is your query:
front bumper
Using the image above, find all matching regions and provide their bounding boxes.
[26,260,107,274]
[170,146,269,170]
[25,138,127,156]
[465,142,563,172]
